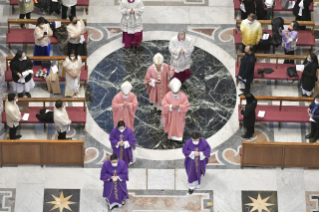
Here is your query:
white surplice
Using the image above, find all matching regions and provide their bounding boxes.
[169,36,194,73]
[53,106,72,133]
[119,0,144,34]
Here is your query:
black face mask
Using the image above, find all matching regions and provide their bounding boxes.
[73,20,78,25]
[288,28,292,32]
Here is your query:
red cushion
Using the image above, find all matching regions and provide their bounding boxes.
[2,106,86,124]
[7,29,88,44]
[76,0,89,6]
[238,105,309,123]
[10,0,18,5]
[5,66,88,82]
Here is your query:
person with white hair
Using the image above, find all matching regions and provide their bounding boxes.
[161,78,190,142]
[112,81,139,131]
[169,31,194,83]
[144,53,175,111]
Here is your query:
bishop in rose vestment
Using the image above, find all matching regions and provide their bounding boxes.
[110,121,136,166]
[161,78,190,141]
[100,154,129,210]
[182,132,211,194]
[112,81,139,131]
[119,0,144,48]
[144,53,174,110]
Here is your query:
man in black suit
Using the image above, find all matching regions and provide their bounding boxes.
[237,45,255,96]
[305,94,319,143]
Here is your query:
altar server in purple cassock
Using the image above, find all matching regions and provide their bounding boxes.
[100,154,129,210]
[109,120,136,166]
[182,132,211,194]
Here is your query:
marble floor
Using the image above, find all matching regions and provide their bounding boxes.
[0,0,319,211]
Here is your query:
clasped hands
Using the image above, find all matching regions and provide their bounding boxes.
[173,104,179,109]
[308,108,313,118]
[194,150,200,157]
[130,8,135,14]
[119,140,125,146]
[123,102,129,107]
[180,49,184,54]
[111,176,119,181]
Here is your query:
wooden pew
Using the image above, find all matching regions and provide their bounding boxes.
[5,56,88,92]
[0,139,84,167]
[235,53,318,87]
[233,20,316,53]
[7,19,88,51]
[2,97,86,132]
[241,141,319,169]
[238,95,313,129]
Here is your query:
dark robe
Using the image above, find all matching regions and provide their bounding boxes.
[240,0,255,19]
[301,59,318,92]
[293,0,313,22]
[255,0,266,20]
[237,53,255,85]
[10,57,33,84]
[241,95,257,129]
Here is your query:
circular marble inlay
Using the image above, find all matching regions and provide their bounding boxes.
[87,40,236,150]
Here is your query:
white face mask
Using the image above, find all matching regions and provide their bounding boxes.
[22,56,27,60]
[247,20,253,24]
[70,57,75,60]
[40,24,45,28]
[119,128,125,133]
[15,99,18,103]
[315,100,319,105]
[63,105,66,110]
[111,162,118,167]
[307,58,312,62]
[192,140,199,145]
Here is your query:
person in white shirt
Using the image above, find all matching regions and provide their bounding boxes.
[54,100,72,140]
[61,0,77,19]
[5,93,22,139]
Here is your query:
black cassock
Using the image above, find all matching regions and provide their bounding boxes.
[301,59,318,92]
[10,57,33,84]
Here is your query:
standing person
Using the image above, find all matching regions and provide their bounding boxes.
[182,132,211,194]
[241,93,257,139]
[119,0,144,49]
[239,0,255,20]
[109,121,136,166]
[63,49,82,97]
[100,154,129,210]
[62,0,77,19]
[281,21,299,64]
[18,0,34,28]
[10,50,35,98]
[33,17,53,65]
[5,93,22,139]
[169,32,194,83]
[161,78,190,142]
[54,100,72,140]
[144,53,174,111]
[300,53,318,97]
[293,0,313,30]
[237,45,255,95]
[306,94,319,143]
[240,13,262,52]
[255,0,266,20]
[112,81,139,131]
[67,15,87,56]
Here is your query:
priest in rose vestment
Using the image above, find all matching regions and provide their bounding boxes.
[100,154,129,210]
[112,81,139,131]
[161,78,190,142]
[110,121,136,166]
[182,132,211,194]
[144,53,174,110]
[169,31,194,83]
[119,0,144,48]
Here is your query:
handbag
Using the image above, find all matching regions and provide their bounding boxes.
[286,67,299,84]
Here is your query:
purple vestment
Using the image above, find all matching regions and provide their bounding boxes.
[182,138,211,184]
[100,159,129,207]
[282,26,298,51]
[109,126,136,166]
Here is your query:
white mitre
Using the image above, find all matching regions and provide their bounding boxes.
[153,53,164,66]
[121,81,133,95]
[169,78,182,93]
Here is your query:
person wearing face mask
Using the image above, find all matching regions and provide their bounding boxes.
[109,121,136,166]
[144,53,175,111]
[63,49,82,97]
[281,21,299,64]
[100,154,129,210]
[306,94,319,143]
[241,93,257,139]
[33,17,53,65]
[10,50,35,98]
[112,81,139,131]
[240,13,262,53]
[293,0,313,30]
[161,78,190,142]
[61,0,77,19]
[5,93,22,139]
[237,45,255,96]
[182,132,211,194]
[54,100,72,140]
[67,14,87,56]
[300,53,318,97]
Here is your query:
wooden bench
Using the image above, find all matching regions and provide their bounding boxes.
[2,97,86,132]
[238,95,313,129]
[233,20,316,53]
[9,0,89,15]
[5,56,88,91]
[235,53,318,87]
[233,0,314,19]
[7,19,88,51]
[0,139,84,167]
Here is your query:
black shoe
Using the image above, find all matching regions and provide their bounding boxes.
[56,10,60,15]
[241,134,250,139]
[110,205,119,210]
[20,24,26,29]
[310,138,317,143]
[188,189,194,194]
[240,88,245,92]
[122,200,126,205]
[14,135,22,139]
[18,93,24,98]
[305,133,314,139]
[25,92,31,98]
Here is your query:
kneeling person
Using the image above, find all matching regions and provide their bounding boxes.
[5,93,22,139]
[54,100,72,140]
